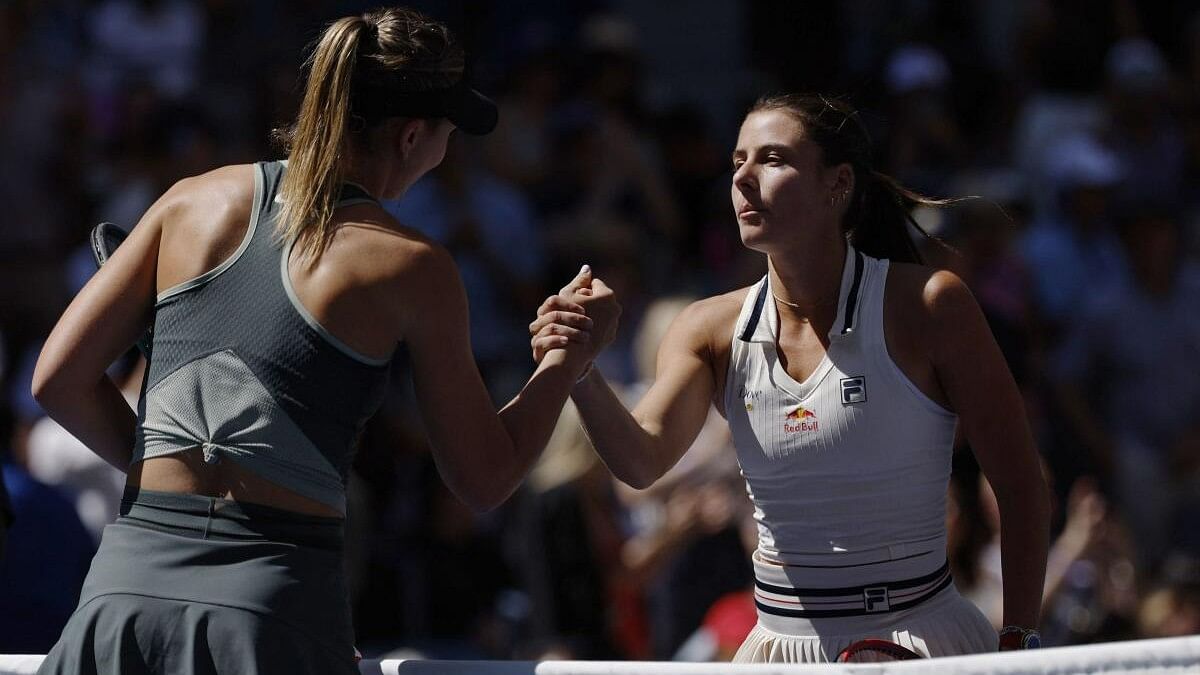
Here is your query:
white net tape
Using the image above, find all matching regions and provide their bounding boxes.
[2,636,1197,675]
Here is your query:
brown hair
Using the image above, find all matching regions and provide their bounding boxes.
[749,94,956,264]
[275,7,464,263]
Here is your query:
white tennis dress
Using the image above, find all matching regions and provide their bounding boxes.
[724,245,997,662]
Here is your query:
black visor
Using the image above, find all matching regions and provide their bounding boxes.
[354,80,498,135]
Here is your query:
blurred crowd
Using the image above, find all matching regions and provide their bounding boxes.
[1,0,1199,661]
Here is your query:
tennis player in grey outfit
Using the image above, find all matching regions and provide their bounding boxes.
[31,7,618,673]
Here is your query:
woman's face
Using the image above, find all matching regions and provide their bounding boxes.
[731,110,841,254]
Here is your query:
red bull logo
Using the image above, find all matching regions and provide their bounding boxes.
[784,406,818,433]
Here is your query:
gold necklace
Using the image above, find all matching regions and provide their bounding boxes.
[771,292,811,322]
[772,292,838,309]
[771,291,802,308]
[772,291,839,323]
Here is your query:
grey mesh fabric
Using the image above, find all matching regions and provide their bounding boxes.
[133,161,392,513]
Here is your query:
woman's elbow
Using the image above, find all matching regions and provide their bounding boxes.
[611,462,661,491]
[460,484,513,514]
[448,472,516,514]
[30,361,70,413]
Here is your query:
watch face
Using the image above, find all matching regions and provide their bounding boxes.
[1024,633,1041,649]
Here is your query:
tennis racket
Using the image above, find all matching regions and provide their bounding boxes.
[836,638,923,662]
[89,222,154,358]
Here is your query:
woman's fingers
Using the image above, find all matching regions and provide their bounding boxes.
[558,264,593,297]
[530,324,589,362]
[537,294,586,317]
[528,269,618,364]
[533,322,590,343]
[531,335,567,363]
[529,309,593,336]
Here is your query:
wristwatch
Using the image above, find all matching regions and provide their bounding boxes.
[998,626,1041,650]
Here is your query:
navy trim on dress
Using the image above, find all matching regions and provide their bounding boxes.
[755,561,949,598]
[841,250,865,335]
[738,282,771,342]
[754,574,952,618]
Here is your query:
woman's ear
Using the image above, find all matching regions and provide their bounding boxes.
[390,118,426,161]
[829,162,855,206]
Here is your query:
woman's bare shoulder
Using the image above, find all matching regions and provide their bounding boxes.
[330,207,450,282]
[157,164,257,240]
[312,209,464,339]
[168,164,256,209]
[670,286,755,357]
[886,261,975,320]
[884,261,983,368]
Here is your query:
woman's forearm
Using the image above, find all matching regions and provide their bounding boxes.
[570,369,666,489]
[477,349,592,507]
[35,376,136,472]
[995,483,1051,629]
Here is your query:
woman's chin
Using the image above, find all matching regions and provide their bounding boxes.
[738,225,772,253]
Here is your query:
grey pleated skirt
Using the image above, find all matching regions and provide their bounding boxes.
[38,489,357,675]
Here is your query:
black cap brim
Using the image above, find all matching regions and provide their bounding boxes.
[446,86,498,135]
[354,80,499,134]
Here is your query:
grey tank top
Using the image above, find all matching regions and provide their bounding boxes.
[133,160,391,514]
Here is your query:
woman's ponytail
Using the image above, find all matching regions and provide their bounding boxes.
[847,168,957,264]
[275,16,370,264]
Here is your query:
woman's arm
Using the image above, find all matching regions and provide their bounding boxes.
[404,255,617,512]
[925,270,1050,632]
[532,295,726,490]
[31,191,168,472]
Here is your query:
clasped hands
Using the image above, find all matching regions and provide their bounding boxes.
[529,265,621,372]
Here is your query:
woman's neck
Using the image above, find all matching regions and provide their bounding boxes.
[342,164,389,200]
[767,236,847,321]
[343,144,409,200]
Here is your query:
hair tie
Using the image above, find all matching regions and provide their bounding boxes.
[360,17,379,43]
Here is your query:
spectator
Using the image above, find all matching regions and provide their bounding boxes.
[1051,209,1200,568]
[1018,133,1127,336]
[0,406,95,654]
[85,0,206,103]
[484,47,565,191]
[1103,38,1185,211]
[883,44,968,195]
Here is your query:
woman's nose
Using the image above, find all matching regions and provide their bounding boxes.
[733,164,757,193]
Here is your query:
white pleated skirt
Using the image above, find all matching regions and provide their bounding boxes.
[733,583,998,663]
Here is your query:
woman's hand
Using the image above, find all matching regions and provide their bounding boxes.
[530,266,621,364]
[529,294,593,364]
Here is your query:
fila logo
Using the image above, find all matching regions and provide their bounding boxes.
[863,586,890,612]
[840,376,867,404]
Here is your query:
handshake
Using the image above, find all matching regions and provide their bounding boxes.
[528,265,622,375]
